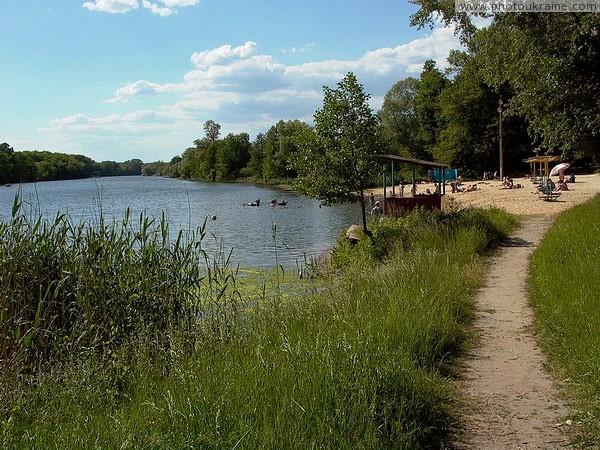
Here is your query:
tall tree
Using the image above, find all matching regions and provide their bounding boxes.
[474,14,600,160]
[411,4,600,161]
[203,120,221,143]
[215,133,251,181]
[415,60,448,161]
[0,143,16,184]
[290,73,381,235]
[379,77,423,158]
[432,52,529,176]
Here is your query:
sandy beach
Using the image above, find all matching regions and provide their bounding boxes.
[372,173,600,216]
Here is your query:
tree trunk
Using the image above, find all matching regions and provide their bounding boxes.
[358,188,373,239]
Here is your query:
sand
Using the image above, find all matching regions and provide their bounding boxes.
[372,173,600,217]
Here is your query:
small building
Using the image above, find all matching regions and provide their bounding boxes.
[377,155,448,216]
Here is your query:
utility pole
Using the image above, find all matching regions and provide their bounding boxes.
[498,97,504,180]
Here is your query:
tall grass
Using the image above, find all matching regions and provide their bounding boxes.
[528,194,600,446]
[1,204,517,449]
[0,197,241,366]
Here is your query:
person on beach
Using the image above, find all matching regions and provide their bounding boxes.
[371,201,382,217]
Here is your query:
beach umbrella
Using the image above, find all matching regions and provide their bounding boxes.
[550,162,570,176]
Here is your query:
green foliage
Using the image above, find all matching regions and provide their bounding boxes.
[0,144,142,184]
[475,14,600,160]
[415,60,448,161]
[410,0,480,43]
[332,207,518,269]
[0,200,234,365]
[379,77,424,159]
[433,53,532,177]
[203,119,221,142]
[151,120,308,183]
[290,72,382,232]
[247,120,310,183]
[410,4,600,163]
[528,194,600,446]
[0,206,517,449]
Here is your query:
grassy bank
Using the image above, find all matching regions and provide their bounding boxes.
[1,204,517,449]
[528,194,600,446]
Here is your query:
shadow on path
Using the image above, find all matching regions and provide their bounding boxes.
[501,236,534,248]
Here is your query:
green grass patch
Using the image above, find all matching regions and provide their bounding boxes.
[528,194,600,446]
[1,204,517,449]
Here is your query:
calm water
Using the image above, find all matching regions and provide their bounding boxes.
[0,176,361,268]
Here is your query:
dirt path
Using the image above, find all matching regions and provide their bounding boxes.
[453,216,574,449]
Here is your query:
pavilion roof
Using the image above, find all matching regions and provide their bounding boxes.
[377,154,447,169]
[522,155,561,164]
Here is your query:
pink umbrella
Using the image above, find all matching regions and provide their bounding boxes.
[550,162,570,177]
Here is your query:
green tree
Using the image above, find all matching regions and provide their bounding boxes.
[290,73,381,235]
[411,4,600,162]
[378,77,422,158]
[246,133,266,180]
[474,14,600,160]
[252,120,311,182]
[0,143,16,184]
[415,60,448,161]
[203,120,221,143]
[410,0,480,43]
[432,52,502,175]
[215,133,251,181]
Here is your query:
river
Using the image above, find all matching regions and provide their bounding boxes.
[0,176,362,269]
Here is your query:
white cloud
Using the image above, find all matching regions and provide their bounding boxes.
[83,0,200,15]
[46,25,462,160]
[142,1,172,16]
[281,43,315,54]
[82,0,139,14]
[107,79,181,103]
[190,42,258,67]
[161,0,200,6]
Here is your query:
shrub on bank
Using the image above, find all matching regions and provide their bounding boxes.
[1,204,517,449]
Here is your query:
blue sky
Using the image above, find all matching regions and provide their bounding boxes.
[1,1,462,162]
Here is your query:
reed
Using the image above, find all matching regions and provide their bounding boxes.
[528,194,600,446]
[1,203,517,449]
[0,197,242,366]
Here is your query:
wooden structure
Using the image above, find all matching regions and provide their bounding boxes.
[377,155,448,215]
[523,155,561,178]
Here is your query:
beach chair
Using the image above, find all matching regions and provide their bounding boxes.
[537,179,561,201]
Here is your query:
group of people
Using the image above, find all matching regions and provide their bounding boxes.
[450,182,478,193]
[482,171,499,181]
[500,177,523,189]
[243,198,290,207]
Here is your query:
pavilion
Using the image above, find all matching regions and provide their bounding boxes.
[523,155,561,178]
[377,155,448,215]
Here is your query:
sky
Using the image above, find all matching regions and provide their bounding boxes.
[0,0,463,163]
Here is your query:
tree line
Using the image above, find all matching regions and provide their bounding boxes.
[147,12,599,183]
[0,143,142,185]
[142,119,311,183]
